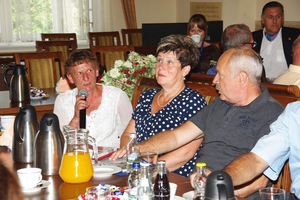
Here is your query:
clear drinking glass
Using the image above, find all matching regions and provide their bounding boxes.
[259,187,285,200]
[86,186,106,200]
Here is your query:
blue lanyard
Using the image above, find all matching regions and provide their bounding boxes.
[196,41,205,73]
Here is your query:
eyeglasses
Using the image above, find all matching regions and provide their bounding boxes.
[243,41,257,48]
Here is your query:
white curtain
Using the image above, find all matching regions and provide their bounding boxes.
[0,0,14,42]
[0,0,112,42]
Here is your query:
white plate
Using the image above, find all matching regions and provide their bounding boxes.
[182,191,194,200]
[30,96,43,100]
[22,180,51,194]
[93,166,122,177]
[175,196,186,200]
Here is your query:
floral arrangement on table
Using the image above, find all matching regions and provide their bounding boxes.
[101,51,157,101]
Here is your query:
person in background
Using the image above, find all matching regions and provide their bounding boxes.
[252,1,300,83]
[110,34,207,177]
[53,49,132,147]
[125,47,284,199]
[223,99,300,199]
[187,14,220,74]
[0,146,23,200]
[207,24,267,82]
[273,36,300,87]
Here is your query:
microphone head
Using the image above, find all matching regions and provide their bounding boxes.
[78,89,88,98]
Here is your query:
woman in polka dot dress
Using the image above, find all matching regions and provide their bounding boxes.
[110,35,207,177]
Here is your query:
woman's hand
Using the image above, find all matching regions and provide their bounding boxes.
[109,147,127,161]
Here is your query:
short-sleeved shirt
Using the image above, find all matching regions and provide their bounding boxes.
[189,86,284,200]
[132,86,207,177]
[252,102,300,198]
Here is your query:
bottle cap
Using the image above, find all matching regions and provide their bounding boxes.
[196,163,206,167]
[157,160,166,165]
[140,161,150,166]
[132,163,140,169]
[129,133,137,138]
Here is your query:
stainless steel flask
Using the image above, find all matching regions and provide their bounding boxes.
[34,113,64,175]
[12,105,39,163]
[3,64,30,103]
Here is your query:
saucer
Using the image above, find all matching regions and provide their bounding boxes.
[93,166,122,177]
[175,196,186,200]
[22,180,51,194]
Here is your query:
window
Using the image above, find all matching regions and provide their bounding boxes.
[0,0,112,43]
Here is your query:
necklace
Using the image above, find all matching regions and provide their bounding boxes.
[157,86,185,107]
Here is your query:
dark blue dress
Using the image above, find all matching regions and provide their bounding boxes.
[132,86,207,177]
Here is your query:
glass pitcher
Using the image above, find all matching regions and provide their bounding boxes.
[59,126,98,183]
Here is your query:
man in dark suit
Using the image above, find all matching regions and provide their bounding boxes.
[252,1,300,82]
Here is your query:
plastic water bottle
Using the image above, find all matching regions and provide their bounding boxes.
[193,163,207,200]
[154,160,170,200]
[128,163,141,200]
[137,161,154,200]
[126,133,140,174]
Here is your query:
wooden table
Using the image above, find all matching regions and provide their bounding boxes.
[14,162,193,200]
[0,88,56,120]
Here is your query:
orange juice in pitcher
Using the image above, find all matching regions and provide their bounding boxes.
[59,126,98,183]
[59,151,93,183]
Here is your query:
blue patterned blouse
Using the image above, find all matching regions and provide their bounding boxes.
[132,86,207,177]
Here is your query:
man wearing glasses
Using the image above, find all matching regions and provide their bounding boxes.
[207,24,267,82]
[252,1,300,83]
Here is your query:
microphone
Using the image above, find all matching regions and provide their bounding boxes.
[78,89,88,129]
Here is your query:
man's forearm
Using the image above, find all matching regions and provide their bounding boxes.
[223,152,265,186]
[138,121,203,154]
[139,130,178,154]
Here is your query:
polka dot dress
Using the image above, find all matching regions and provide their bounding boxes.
[132,86,207,177]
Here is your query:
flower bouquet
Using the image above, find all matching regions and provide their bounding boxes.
[101,51,156,101]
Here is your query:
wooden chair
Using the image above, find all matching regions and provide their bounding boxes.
[41,33,78,49]
[90,45,134,72]
[272,160,291,193]
[121,29,142,46]
[88,31,121,48]
[132,76,219,109]
[36,40,77,62]
[187,73,300,107]
[14,52,65,88]
[0,53,14,91]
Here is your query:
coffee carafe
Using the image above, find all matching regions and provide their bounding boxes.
[4,64,30,103]
[34,113,64,175]
[205,171,235,200]
[13,105,39,163]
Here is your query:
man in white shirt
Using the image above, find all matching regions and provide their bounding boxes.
[273,36,300,87]
[252,1,300,82]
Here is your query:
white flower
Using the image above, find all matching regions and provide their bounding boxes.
[148,54,156,62]
[114,60,123,68]
[110,68,120,78]
[123,61,133,68]
[128,52,138,61]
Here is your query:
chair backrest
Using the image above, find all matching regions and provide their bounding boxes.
[88,31,121,48]
[132,76,219,109]
[0,53,14,91]
[90,45,134,72]
[14,52,65,88]
[36,40,77,62]
[272,160,291,193]
[121,29,142,46]
[41,33,78,48]
[187,73,300,107]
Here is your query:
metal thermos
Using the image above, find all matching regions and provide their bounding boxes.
[12,105,39,163]
[34,113,64,175]
[3,64,30,103]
